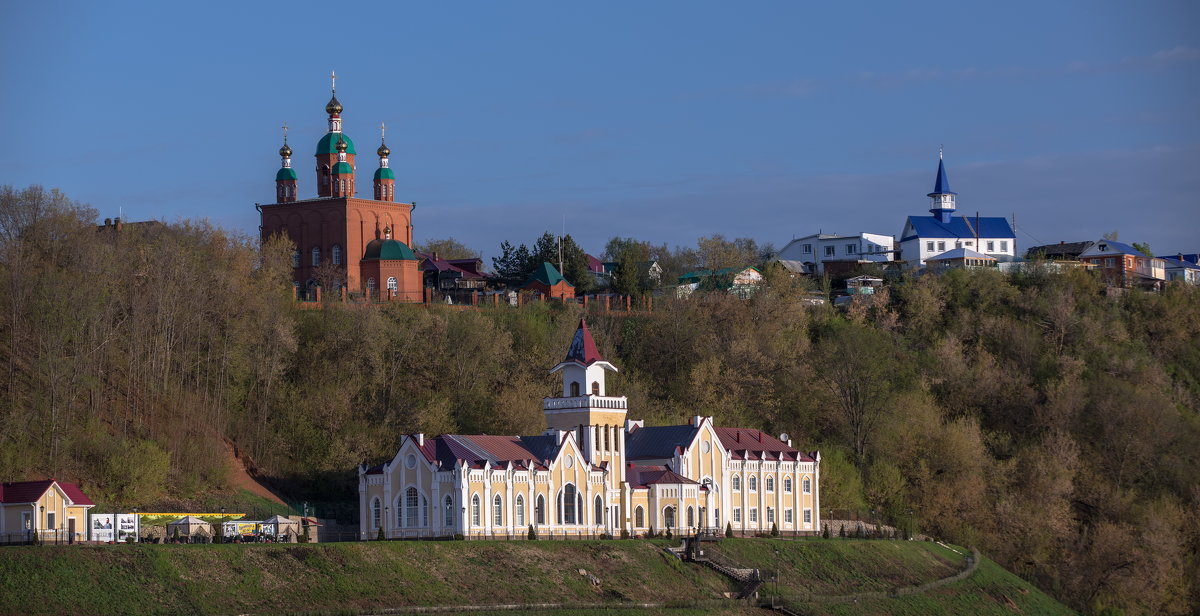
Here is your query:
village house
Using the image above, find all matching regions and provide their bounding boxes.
[0,479,94,544]
[775,232,895,275]
[522,262,575,299]
[1078,240,1166,289]
[358,320,820,539]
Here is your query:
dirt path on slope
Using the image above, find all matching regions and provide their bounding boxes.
[223,440,287,505]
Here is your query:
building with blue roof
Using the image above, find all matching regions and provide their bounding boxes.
[898,153,1016,268]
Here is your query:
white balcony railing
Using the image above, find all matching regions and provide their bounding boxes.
[543,395,628,411]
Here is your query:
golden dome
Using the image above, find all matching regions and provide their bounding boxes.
[326,95,343,115]
[279,143,293,158]
[377,143,390,157]
[336,136,348,152]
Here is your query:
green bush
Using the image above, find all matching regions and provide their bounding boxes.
[527,525,536,540]
[725,522,733,538]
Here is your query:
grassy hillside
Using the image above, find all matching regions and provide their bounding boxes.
[0,538,1075,616]
[710,538,1075,615]
[0,540,735,616]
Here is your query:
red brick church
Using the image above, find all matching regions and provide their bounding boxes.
[258,74,422,301]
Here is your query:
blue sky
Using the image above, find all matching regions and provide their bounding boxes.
[2,1,1197,259]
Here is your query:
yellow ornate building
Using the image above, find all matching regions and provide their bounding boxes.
[358,320,820,539]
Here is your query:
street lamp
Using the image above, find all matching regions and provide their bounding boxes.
[384,506,389,539]
[773,547,781,607]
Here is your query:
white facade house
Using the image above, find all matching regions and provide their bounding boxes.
[776,232,895,275]
[899,154,1016,268]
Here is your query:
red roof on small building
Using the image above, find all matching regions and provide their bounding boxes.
[0,479,94,506]
[625,464,699,488]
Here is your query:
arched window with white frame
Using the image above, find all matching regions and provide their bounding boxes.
[516,495,525,527]
[493,494,503,526]
[471,494,480,527]
[406,487,420,528]
[784,477,793,493]
[595,496,603,528]
[732,474,741,491]
[311,246,321,266]
[557,484,578,525]
[803,477,811,494]
[292,249,300,269]
[536,495,545,525]
[663,506,676,530]
[331,244,342,265]
[687,506,694,529]
[444,495,454,527]
[749,476,758,492]
[387,277,398,292]
[766,477,774,492]
[371,497,381,529]
[635,506,644,528]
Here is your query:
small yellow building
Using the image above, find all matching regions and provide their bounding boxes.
[0,479,95,543]
[359,319,820,539]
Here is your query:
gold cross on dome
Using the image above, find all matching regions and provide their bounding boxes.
[331,70,336,92]
[282,121,289,142]
[380,122,386,141]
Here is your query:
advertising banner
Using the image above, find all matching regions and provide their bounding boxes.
[90,514,114,542]
[224,522,260,537]
[116,514,139,543]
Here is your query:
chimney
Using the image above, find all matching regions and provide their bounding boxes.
[735,431,740,443]
[416,433,424,446]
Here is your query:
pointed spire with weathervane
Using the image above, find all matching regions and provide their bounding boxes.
[927,146,957,223]
[275,122,298,203]
[373,122,395,202]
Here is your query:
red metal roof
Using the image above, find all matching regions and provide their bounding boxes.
[714,428,812,462]
[0,479,94,506]
[625,464,699,488]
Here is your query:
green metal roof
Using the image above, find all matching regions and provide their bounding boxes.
[275,167,297,181]
[332,161,353,174]
[373,167,395,180]
[316,132,357,155]
[362,238,417,261]
[525,261,572,287]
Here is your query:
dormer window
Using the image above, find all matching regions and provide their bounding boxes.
[591,381,600,396]
[570,382,580,397]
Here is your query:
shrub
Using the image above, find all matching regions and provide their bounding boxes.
[665,528,673,540]
[453,533,464,541]
[725,522,733,538]
[822,524,831,539]
[620,528,630,539]
[839,525,846,538]
[376,527,385,541]
[771,522,779,537]
[527,525,536,540]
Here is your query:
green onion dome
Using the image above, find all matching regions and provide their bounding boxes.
[374,167,395,181]
[332,161,353,175]
[316,132,356,155]
[276,167,298,181]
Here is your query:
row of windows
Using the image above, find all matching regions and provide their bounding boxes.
[292,245,344,268]
[732,507,812,524]
[375,184,394,200]
[730,475,810,494]
[925,240,1008,253]
[801,242,885,257]
[365,278,398,292]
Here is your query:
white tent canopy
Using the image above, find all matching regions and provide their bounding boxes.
[167,516,213,537]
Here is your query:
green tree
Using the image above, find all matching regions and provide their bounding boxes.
[414,237,477,260]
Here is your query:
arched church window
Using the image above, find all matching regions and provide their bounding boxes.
[371,498,381,529]
[311,246,321,266]
[570,382,580,397]
[663,506,675,530]
[595,495,603,527]
[470,494,480,527]
[749,476,757,492]
[444,495,453,527]
[387,277,398,292]
[732,475,741,491]
[367,278,376,291]
[292,249,300,269]
[803,477,811,494]
[406,487,419,528]
[766,477,774,492]
[591,381,600,396]
[331,244,342,266]
[493,494,503,526]
[516,495,525,527]
[687,506,694,529]
[558,484,577,525]
[635,506,644,528]
[536,495,545,525]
